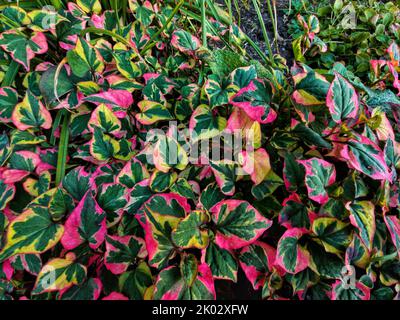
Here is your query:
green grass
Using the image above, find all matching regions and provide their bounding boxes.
[55,109,71,186]
[251,0,274,62]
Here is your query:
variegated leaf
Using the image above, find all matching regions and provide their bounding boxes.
[210,200,272,250]
[61,192,106,251]
[0,206,64,262]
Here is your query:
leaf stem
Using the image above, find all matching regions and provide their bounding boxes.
[201,0,207,48]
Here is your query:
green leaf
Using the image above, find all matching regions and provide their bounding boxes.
[283,153,305,192]
[287,268,319,295]
[199,183,224,211]
[28,9,68,32]
[12,91,52,131]
[230,79,276,124]
[117,158,149,189]
[231,66,258,88]
[2,7,30,26]
[153,254,215,300]
[10,130,46,146]
[77,0,102,14]
[239,242,276,289]
[292,69,330,106]
[48,188,74,222]
[203,241,238,281]
[384,215,400,259]
[113,47,142,79]
[59,278,102,300]
[61,192,106,250]
[172,211,209,249]
[88,104,121,135]
[279,194,311,229]
[149,170,178,193]
[62,167,91,201]
[105,235,146,275]
[171,30,201,54]
[209,50,248,77]
[0,31,48,71]
[332,281,370,300]
[97,183,129,227]
[189,104,226,143]
[137,194,189,269]
[126,180,153,215]
[152,135,189,173]
[11,254,42,276]
[291,123,332,150]
[251,170,283,200]
[327,73,359,123]
[346,201,375,250]
[211,200,272,250]
[170,178,196,201]
[135,100,174,125]
[341,135,392,181]
[90,127,120,162]
[39,66,74,105]
[0,87,18,122]
[67,37,104,77]
[307,241,344,278]
[210,160,237,196]
[298,158,336,205]
[32,255,87,294]
[0,180,15,211]
[0,206,64,262]
[205,75,238,108]
[312,217,353,254]
[276,228,310,274]
[119,261,153,300]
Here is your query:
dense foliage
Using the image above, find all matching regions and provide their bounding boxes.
[0,0,399,300]
[291,0,400,79]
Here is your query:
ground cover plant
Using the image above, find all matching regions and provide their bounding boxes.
[0,0,399,300]
[290,0,400,78]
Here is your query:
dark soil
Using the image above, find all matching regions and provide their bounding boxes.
[215,270,262,300]
[233,0,294,64]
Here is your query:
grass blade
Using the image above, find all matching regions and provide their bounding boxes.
[266,0,279,51]
[201,0,207,48]
[81,27,131,46]
[55,110,71,186]
[2,60,19,87]
[251,0,274,62]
